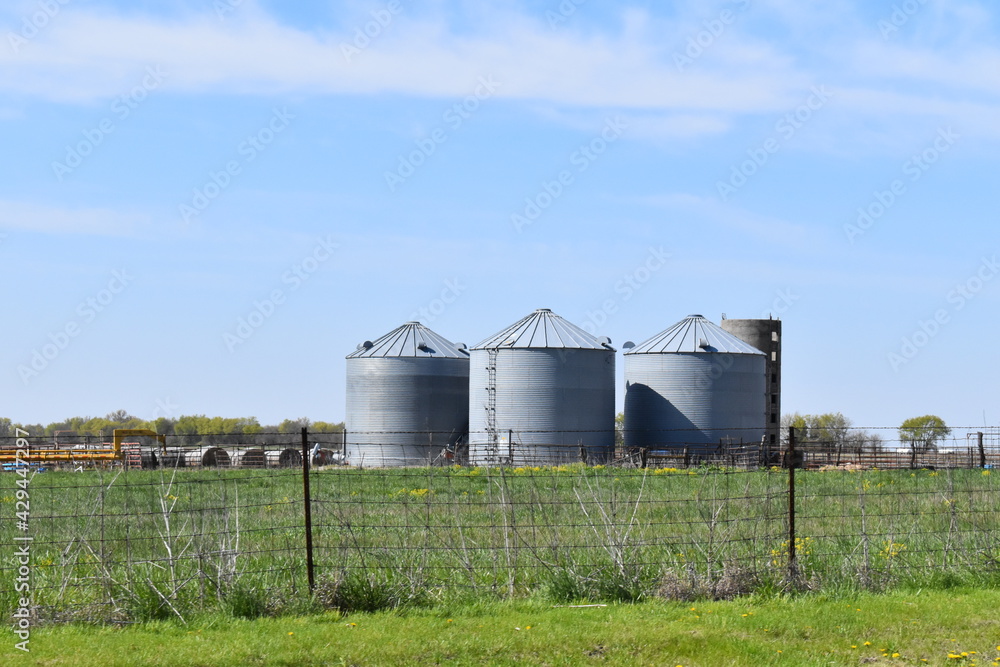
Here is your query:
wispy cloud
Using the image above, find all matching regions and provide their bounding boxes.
[0,200,148,236]
[1,3,998,142]
[628,192,820,249]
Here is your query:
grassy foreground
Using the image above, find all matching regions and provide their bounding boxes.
[5,589,1000,666]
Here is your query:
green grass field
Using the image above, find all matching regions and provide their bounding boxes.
[4,589,1000,666]
[3,464,999,622]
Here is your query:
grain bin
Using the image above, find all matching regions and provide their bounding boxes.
[346,322,470,467]
[624,314,766,451]
[468,308,615,466]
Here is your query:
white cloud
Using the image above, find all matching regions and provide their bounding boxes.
[0,200,148,236]
[0,3,998,146]
[0,6,803,111]
[627,192,821,249]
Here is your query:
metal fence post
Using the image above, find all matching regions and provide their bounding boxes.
[301,427,315,593]
[978,432,986,468]
[787,426,797,577]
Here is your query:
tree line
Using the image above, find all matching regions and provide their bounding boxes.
[0,412,344,446]
[780,412,952,453]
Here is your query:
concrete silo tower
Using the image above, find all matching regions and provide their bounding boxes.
[720,317,781,449]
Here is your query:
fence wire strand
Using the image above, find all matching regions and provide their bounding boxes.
[1,426,999,623]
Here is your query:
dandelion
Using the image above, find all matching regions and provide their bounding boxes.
[288,632,294,636]
[893,653,900,658]
[881,540,906,559]
[864,642,872,646]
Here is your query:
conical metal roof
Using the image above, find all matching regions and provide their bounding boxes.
[472,308,613,350]
[624,314,764,355]
[347,322,469,359]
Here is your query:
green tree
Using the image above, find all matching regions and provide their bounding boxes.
[175,415,210,445]
[899,415,950,453]
[781,412,852,445]
[148,417,176,436]
[311,421,345,434]
[105,409,135,423]
[279,417,311,434]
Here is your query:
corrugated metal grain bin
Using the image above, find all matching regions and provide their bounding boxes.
[624,314,766,451]
[468,309,615,465]
[346,322,470,467]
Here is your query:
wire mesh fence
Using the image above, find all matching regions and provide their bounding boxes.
[2,426,1000,624]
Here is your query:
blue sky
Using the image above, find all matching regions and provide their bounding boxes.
[1,0,997,435]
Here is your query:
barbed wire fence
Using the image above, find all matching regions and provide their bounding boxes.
[2,426,999,623]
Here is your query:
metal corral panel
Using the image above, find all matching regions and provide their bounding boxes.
[346,323,469,467]
[469,309,616,465]
[624,315,765,450]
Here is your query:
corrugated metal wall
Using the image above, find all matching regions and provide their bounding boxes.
[346,357,469,467]
[624,351,766,450]
[468,348,615,465]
